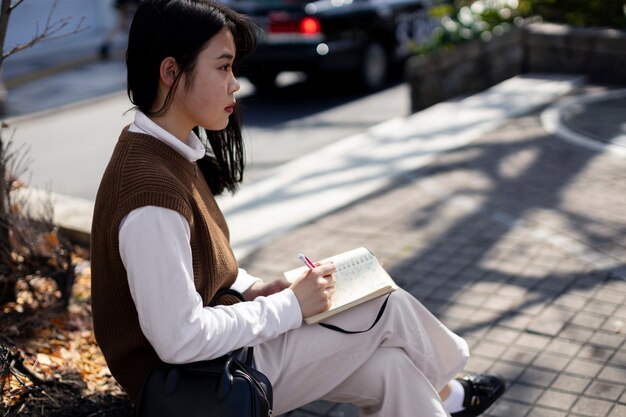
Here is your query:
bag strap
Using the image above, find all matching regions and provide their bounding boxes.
[212,287,390,334]
[208,289,256,366]
[318,294,391,334]
[209,288,246,306]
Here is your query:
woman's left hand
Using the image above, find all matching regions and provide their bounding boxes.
[243,278,291,300]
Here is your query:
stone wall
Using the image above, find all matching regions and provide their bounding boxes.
[525,23,626,84]
[406,22,626,112]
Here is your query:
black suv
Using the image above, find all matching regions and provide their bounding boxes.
[226,0,439,90]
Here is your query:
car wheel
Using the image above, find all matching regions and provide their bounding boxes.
[359,41,388,90]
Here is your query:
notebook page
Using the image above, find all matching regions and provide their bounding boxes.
[328,247,391,308]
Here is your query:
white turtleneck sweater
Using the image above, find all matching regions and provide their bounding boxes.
[118,111,302,364]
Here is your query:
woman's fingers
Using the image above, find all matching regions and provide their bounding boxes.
[324,274,336,287]
[315,262,336,277]
[290,261,338,318]
[316,274,336,290]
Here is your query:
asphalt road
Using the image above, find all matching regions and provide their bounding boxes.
[242,75,410,181]
[6,59,410,200]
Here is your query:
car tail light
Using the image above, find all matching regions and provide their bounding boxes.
[268,19,299,33]
[300,17,321,35]
[268,14,321,35]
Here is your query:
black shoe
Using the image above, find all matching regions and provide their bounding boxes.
[450,373,506,417]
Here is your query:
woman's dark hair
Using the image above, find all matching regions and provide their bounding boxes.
[126,0,257,195]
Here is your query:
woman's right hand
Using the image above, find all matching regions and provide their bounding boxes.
[290,262,336,318]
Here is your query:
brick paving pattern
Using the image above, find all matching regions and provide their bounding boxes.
[239,97,626,416]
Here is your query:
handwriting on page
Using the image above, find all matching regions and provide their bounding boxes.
[333,253,386,306]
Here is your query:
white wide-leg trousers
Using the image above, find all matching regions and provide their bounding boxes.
[254,288,469,417]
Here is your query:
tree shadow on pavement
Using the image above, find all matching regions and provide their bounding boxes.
[241,110,626,416]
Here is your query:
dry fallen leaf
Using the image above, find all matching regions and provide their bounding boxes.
[36,353,52,366]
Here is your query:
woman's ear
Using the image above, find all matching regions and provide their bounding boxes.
[159,57,180,87]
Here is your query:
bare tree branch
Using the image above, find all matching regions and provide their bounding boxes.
[9,0,25,12]
[2,18,87,61]
[2,17,87,60]
[0,0,12,62]
[1,0,88,62]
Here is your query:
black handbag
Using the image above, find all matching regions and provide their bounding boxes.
[135,289,273,417]
[135,346,272,417]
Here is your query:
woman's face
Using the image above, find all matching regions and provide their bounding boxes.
[174,27,240,131]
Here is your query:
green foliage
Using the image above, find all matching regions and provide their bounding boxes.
[519,0,626,29]
[411,0,626,55]
[411,0,524,54]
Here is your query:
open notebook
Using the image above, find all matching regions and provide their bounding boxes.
[284,247,397,324]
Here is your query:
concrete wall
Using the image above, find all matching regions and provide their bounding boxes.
[406,28,523,112]
[406,22,626,112]
[525,23,626,84]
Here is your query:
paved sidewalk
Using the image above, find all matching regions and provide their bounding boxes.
[7,64,625,415]
[238,88,626,416]
[219,75,579,260]
[542,89,626,157]
[5,9,626,416]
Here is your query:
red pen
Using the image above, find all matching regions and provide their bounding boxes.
[297,253,316,270]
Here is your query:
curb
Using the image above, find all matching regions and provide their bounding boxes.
[16,188,93,248]
[541,88,626,158]
[5,50,125,89]
[219,74,583,260]
[19,74,584,255]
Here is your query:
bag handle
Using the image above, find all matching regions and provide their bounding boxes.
[208,289,255,366]
[318,294,391,334]
[216,349,240,402]
[210,288,246,306]
[163,348,249,400]
[207,289,255,399]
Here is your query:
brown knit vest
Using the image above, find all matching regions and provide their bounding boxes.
[90,128,239,401]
